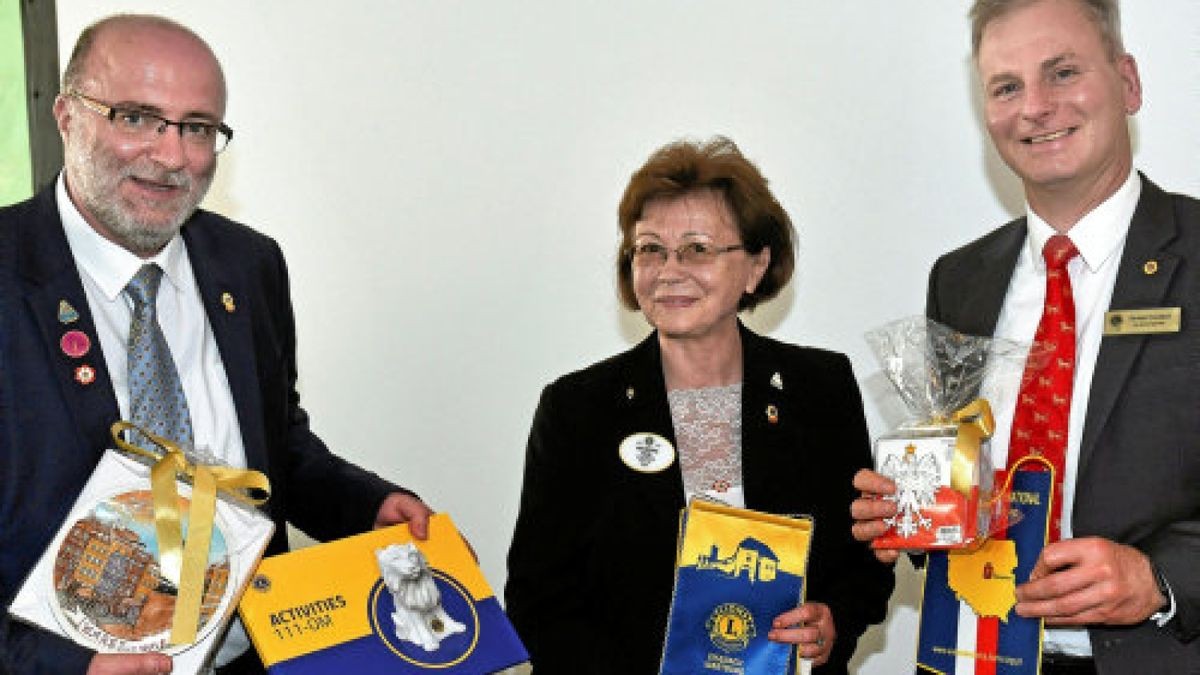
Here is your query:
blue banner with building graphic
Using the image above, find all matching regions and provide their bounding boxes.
[659,500,812,675]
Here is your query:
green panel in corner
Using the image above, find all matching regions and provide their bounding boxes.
[0,0,32,206]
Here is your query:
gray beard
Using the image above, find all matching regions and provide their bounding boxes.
[66,143,212,256]
[85,195,185,255]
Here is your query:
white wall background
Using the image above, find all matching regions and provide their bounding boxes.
[56,2,1200,671]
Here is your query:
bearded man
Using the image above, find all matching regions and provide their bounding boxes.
[0,14,432,675]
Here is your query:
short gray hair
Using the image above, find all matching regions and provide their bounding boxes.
[970,0,1124,59]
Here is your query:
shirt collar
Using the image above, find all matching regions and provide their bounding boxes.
[1024,170,1141,273]
[57,172,189,302]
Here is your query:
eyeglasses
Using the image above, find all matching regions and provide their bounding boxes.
[68,91,233,154]
[627,241,746,267]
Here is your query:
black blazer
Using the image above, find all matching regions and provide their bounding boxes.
[0,186,406,674]
[505,324,894,674]
[927,175,1200,672]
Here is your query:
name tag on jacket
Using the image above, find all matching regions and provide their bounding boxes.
[1103,307,1182,335]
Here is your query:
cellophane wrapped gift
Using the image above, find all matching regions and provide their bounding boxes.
[865,317,1033,550]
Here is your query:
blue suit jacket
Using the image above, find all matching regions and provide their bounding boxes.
[0,186,406,673]
[926,175,1200,672]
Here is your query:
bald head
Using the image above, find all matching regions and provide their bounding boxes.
[54,14,228,256]
[62,14,226,108]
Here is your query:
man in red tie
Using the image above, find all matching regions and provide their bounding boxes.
[851,1,1200,672]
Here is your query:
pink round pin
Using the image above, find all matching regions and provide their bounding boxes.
[60,330,92,359]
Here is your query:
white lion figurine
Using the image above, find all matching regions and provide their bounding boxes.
[375,543,466,651]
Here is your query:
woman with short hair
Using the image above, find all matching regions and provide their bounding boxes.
[506,136,893,674]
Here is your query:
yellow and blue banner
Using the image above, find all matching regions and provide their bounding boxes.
[660,500,812,675]
[916,468,1052,674]
[239,514,526,673]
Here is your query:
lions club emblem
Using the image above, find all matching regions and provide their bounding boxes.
[706,603,755,652]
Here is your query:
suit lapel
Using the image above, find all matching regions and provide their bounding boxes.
[739,325,789,509]
[616,333,686,514]
[960,223,1026,337]
[182,222,269,471]
[1078,177,1179,477]
[632,326,793,510]
[18,188,120,457]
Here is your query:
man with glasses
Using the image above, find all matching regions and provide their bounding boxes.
[0,14,432,674]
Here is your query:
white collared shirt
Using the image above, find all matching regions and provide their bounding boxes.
[57,174,254,666]
[981,170,1141,656]
[56,174,248,471]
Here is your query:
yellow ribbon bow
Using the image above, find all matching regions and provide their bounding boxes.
[111,421,271,645]
[948,399,995,496]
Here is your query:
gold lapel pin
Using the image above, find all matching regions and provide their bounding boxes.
[766,404,779,424]
[1143,260,1159,275]
[221,292,236,313]
[626,387,636,400]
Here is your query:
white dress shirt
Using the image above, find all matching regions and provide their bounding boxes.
[980,170,1140,656]
[57,174,248,470]
[57,174,252,666]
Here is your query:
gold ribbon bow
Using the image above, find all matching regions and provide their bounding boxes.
[948,399,995,496]
[111,421,271,645]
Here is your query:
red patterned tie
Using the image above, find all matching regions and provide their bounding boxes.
[1006,234,1078,542]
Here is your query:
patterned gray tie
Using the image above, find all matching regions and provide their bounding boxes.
[126,264,194,448]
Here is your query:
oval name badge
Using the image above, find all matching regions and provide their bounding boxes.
[618,433,676,473]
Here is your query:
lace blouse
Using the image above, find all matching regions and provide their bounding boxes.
[667,383,744,508]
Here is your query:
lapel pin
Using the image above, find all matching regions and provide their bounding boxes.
[770,372,783,390]
[74,364,96,386]
[221,292,236,313]
[1143,260,1159,275]
[60,330,92,359]
[626,386,636,400]
[58,300,80,324]
[766,404,779,424]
